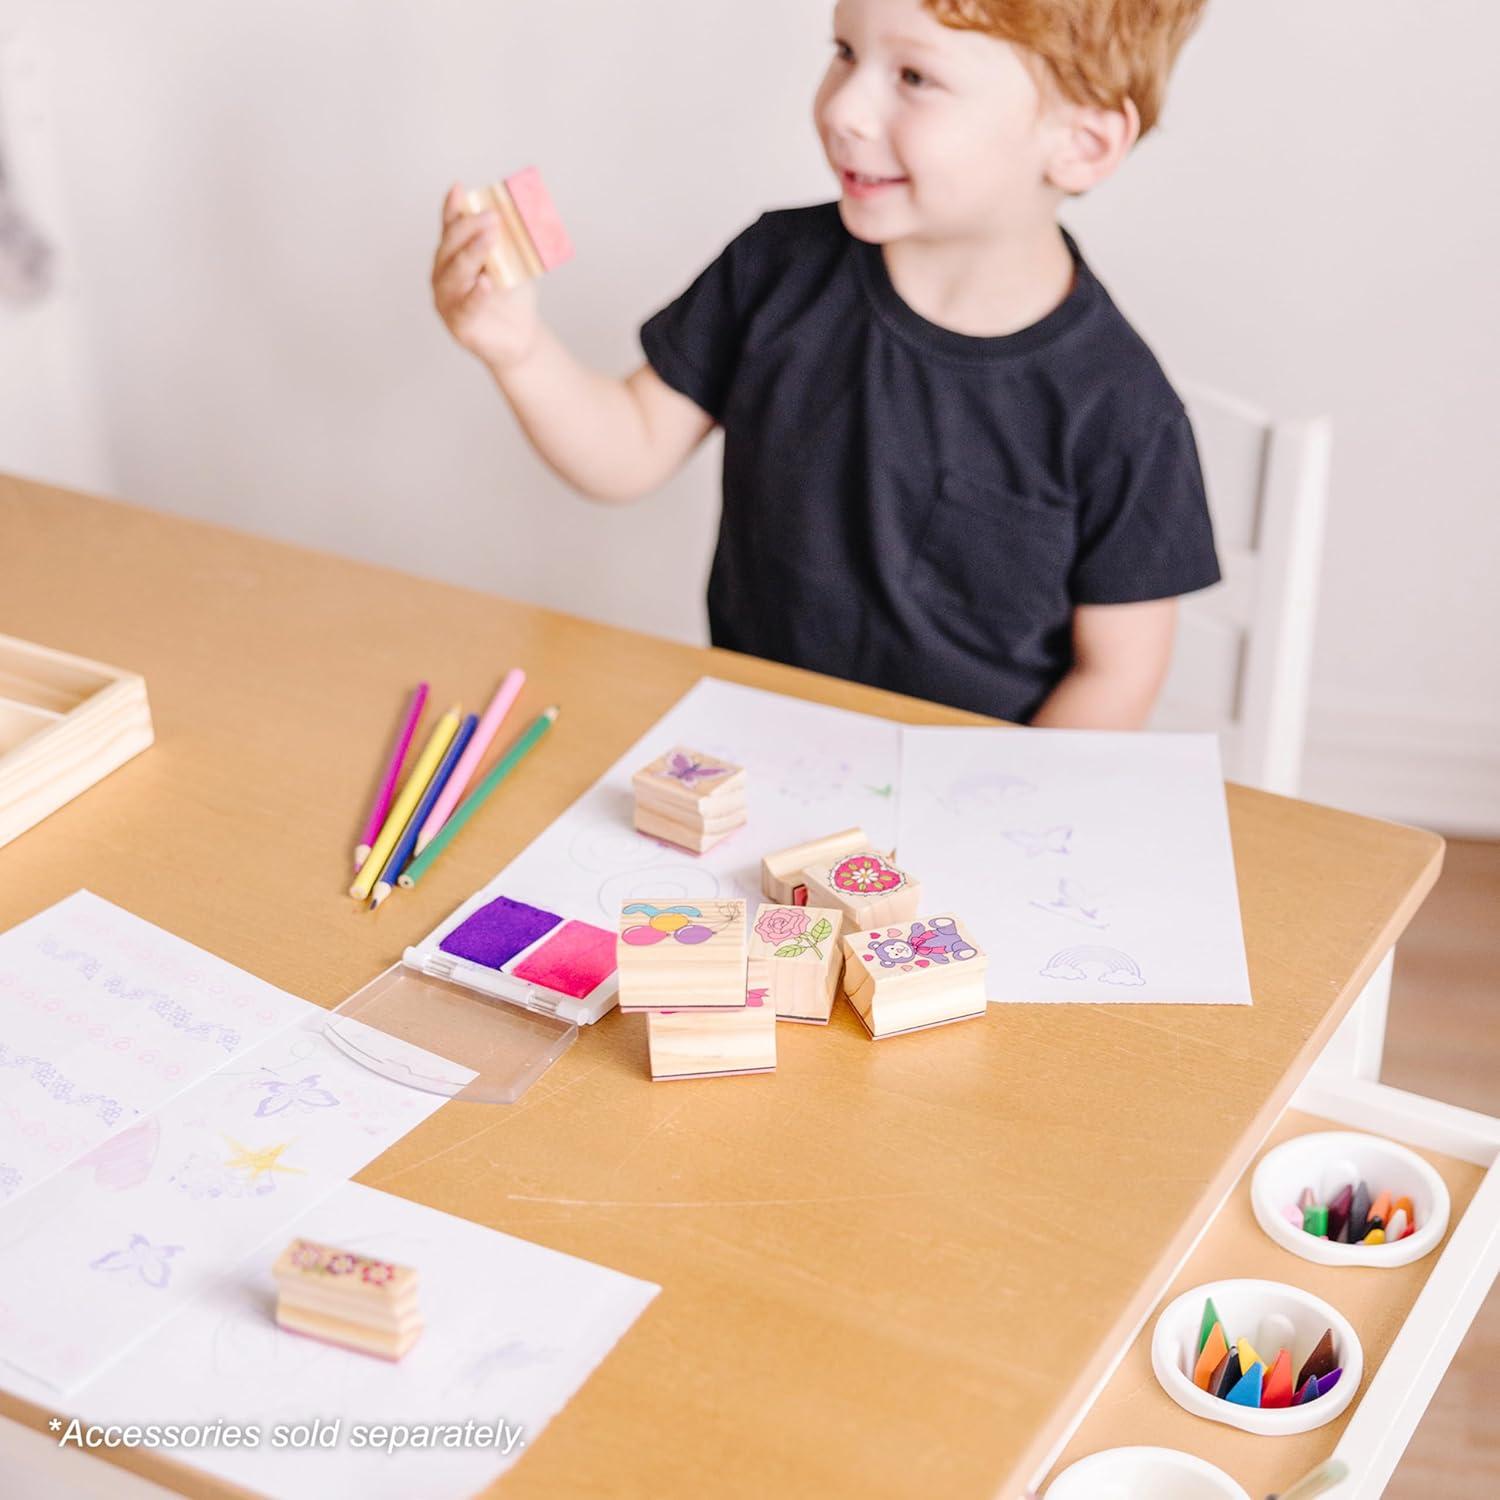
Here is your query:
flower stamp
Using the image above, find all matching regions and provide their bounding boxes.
[753,906,833,959]
[830,853,905,896]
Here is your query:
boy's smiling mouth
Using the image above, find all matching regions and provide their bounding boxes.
[840,167,908,198]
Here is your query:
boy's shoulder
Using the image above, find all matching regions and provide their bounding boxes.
[1052,238,1190,438]
[739,199,845,245]
[722,201,846,277]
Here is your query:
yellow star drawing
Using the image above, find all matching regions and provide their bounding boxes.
[221,1137,304,1183]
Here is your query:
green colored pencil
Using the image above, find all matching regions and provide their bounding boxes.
[398,705,558,887]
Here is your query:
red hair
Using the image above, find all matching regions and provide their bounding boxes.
[924,0,1208,137]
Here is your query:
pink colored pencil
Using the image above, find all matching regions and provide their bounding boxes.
[413,668,525,854]
[354,682,428,870]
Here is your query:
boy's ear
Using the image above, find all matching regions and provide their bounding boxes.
[1045,98,1140,195]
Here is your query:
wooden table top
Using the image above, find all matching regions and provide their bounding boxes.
[0,471,1444,1499]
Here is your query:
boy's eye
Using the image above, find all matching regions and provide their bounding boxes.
[900,66,928,88]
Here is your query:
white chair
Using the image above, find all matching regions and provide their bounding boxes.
[1148,380,1332,798]
[1152,386,1392,1083]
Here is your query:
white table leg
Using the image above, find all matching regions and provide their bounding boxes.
[1312,948,1395,1083]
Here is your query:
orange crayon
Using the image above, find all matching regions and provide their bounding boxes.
[1194,1322,1229,1390]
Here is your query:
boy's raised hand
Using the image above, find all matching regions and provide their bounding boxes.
[431,183,541,370]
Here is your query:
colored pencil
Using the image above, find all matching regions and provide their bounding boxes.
[413,668,525,854]
[399,705,558,888]
[370,713,479,909]
[349,706,461,902]
[354,682,428,870]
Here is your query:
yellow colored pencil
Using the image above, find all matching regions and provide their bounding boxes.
[348,706,461,902]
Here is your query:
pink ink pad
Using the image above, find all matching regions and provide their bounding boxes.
[512,920,617,998]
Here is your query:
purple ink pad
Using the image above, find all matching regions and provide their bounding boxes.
[439,895,562,971]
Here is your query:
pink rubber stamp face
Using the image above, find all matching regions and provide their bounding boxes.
[830,853,906,896]
[505,165,575,270]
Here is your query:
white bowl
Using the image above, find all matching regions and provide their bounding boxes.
[1151,1279,1362,1435]
[1251,1130,1449,1267]
[1045,1446,1250,1499]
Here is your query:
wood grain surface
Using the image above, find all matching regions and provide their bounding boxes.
[0,472,1445,1499]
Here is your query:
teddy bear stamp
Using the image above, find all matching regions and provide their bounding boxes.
[841,915,988,1039]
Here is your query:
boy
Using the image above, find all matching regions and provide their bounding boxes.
[432,0,1217,727]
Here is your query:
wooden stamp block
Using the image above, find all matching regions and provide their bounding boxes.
[760,826,869,905]
[800,849,920,930]
[0,633,154,852]
[632,746,747,854]
[841,915,987,1039]
[273,1238,422,1360]
[616,899,747,1012]
[646,983,776,1080]
[633,802,744,855]
[463,167,574,290]
[748,903,843,1024]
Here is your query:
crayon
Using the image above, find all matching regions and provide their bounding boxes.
[1262,1347,1294,1408]
[1296,1329,1338,1392]
[1197,1296,1222,1355]
[1225,1361,1264,1407]
[1194,1321,1229,1389]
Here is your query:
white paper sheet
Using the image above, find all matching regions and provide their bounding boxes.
[0,892,316,1205]
[0,1013,473,1392]
[1,1181,659,1499]
[487,676,902,926]
[896,728,1251,1004]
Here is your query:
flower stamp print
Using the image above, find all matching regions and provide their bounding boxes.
[830,853,904,896]
[755,907,832,960]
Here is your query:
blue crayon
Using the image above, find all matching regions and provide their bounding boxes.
[1225,1362,1264,1408]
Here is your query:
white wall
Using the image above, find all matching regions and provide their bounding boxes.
[2,1,1496,831]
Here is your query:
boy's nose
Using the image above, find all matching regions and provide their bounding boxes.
[820,75,880,142]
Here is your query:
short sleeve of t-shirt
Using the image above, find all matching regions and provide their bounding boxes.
[638,215,771,423]
[1070,406,1221,605]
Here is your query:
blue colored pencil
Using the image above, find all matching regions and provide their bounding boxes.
[369,712,478,908]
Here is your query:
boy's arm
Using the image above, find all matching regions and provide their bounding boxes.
[432,186,715,504]
[490,336,715,504]
[1029,598,1176,728]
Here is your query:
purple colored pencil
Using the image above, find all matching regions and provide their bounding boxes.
[354,682,429,870]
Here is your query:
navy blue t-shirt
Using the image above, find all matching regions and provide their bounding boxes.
[639,202,1220,721]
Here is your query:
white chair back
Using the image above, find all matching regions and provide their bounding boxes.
[1150,382,1332,796]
